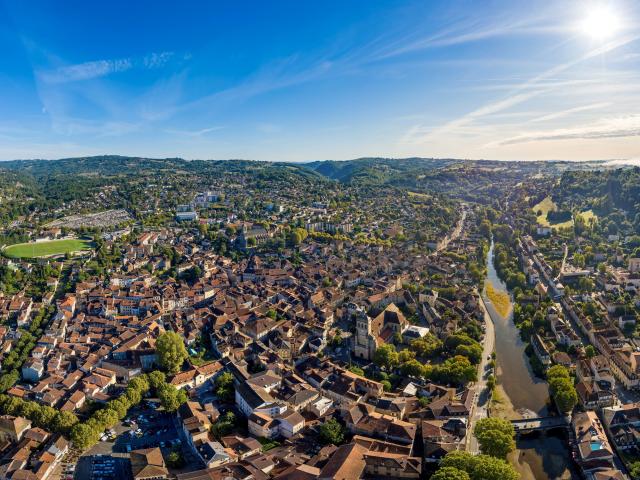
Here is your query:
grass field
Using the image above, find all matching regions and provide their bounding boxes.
[3,239,92,258]
[532,196,557,227]
[532,196,573,230]
[408,191,431,199]
[578,209,598,224]
[486,282,512,318]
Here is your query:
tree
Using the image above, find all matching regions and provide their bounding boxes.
[214,372,235,402]
[585,345,596,358]
[158,384,188,412]
[547,365,578,413]
[551,378,578,413]
[148,370,167,391]
[547,364,570,380]
[474,417,515,459]
[431,467,470,480]
[156,331,188,374]
[430,355,477,385]
[373,344,399,370]
[398,349,415,363]
[52,411,79,434]
[472,454,520,480]
[318,418,345,445]
[211,411,236,438]
[455,343,483,365]
[440,451,519,480]
[410,335,442,358]
[167,450,185,468]
[288,228,308,246]
[629,461,640,480]
[400,359,426,378]
[70,423,100,449]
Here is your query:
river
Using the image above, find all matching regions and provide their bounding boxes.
[483,240,579,480]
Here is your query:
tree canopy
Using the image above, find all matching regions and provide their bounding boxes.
[156,331,188,374]
[473,417,516,459]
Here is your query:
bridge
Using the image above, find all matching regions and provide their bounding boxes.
[511,416,570,434]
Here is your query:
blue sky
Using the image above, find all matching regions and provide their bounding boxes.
[1,0,639,161]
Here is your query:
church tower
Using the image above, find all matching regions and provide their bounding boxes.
[353,307,373,360]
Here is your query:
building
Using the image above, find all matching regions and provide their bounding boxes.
[572,411,615,473]
[531,334,551,366]
[235,381,287,418]
[130,448,169,480]
[353,303,408,361]
[176,204,198,222]
[363,451,421,479]
[0,416,31,442]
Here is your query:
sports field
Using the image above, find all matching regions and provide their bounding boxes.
[3,239,93,258]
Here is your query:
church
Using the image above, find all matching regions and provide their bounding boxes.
[353,303,409,360]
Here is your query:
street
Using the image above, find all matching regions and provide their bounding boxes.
[466,293,496,454]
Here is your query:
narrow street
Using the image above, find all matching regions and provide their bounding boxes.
[436,206,467,253]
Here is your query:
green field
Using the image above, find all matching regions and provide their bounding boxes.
[532,196,573,229]
[532,196,598,230]
[3,239,93,258]
[532,196,558,226]
[578,209,598,224]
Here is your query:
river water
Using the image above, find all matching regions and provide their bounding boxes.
[484,240,579,480]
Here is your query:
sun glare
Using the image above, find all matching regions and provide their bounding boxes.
[580,5,621,40]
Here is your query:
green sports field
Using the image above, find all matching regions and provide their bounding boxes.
[3,239,93,259]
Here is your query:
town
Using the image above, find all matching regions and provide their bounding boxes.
[0,156,639,480]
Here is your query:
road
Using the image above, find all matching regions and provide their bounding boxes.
[466,293,496,454]
[554,243,568,281]
[436,206,467,253]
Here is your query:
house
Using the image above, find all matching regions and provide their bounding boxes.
[576,380,614,410]
[318,442,367,480]
[422,418,467,462]
[602,403,640,453]
[572,411,615,473]
[344,405,416,447]
[0,415,31,442]
[235,381,287,418]
[22,359,45,382]
[221,435,262,460]
[531,334,551,366]
[247,409,305,440]
[307,396,333,417]
[196,441,231,468]
[130,448,169,480]
[362,451,421,479]
[276,409,305,438]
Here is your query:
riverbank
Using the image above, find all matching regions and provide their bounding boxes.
[485,282,512,318]
[483,239,578,479]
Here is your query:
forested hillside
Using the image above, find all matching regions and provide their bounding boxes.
[553,167,640,233]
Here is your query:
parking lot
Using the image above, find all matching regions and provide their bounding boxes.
[114,409,180,452]
[75,455,131,480]
[72,401,206,478]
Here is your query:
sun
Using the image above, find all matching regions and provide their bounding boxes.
[580,5,621,40]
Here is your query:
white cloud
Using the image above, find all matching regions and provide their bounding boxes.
[403,33,640,145]
[490,114,640,146]
[40,58,133,83]
[530,102,610,122]
[38,51,175,84]
[165,126,224,137]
